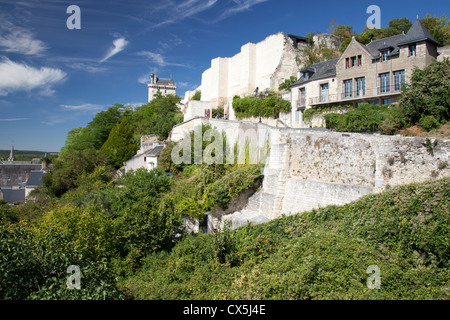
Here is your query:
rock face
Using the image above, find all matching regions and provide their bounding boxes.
[171,118,450,230]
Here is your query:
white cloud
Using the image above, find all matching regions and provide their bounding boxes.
[215,0,268,22]
[151,0,218,28]
[138,74,152,84]
[0,57,66,96]
[0,118,28,121]
[60,104,105,112]
[0,20,48,56]
[100,37,129,63]
[137,51,189,68]
[69,62,107,73]
[40,115,71,126]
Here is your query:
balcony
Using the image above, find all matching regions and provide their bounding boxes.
[308,86,403,106]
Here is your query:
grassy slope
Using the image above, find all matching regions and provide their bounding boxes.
[120,178,450,300]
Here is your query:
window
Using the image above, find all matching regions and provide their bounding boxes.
[381,50,388,62]
[320,83,329,102]
[382,98,392,105]
[303,72,309,81]
[346,56,362,68]
[356,77,365,97]
[368,100,379,105]
[379,72,390,93]
[409,44,416,57]
[394,70,405,91]
[299,88,306,106]
[344,79,353,98]
[295,110,300,122]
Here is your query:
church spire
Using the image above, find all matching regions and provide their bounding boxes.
[8,144,15,161]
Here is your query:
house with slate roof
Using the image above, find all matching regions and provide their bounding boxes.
[148,73,177,102]
[123,135,166,173]
[290,18,445,128]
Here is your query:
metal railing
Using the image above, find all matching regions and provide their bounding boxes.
[305,85,404,105]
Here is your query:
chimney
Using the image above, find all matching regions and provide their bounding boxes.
[297,70,301,80]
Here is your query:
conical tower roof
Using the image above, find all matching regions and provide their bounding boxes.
[398,18,439,46]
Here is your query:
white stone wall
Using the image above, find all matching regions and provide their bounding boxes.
[197,33,299,109]
[183,100,212,122]
[171,118,450,230]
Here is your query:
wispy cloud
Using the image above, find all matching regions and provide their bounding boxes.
[215,0,268,22]
[40,115,69,126]
[137,51,189,68]
[60,103,105,112]
[0,57,66,96]
[150,0,218,29]
[0,118,28,121]
[100,37,129,63]
[69,62,107,73]
[0,20,48,56]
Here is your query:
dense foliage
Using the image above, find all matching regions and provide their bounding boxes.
[324,104,406,134]
[121,178,450,300]
[232,95,291,119]
[400,58,450,127]
[43,94,183,198]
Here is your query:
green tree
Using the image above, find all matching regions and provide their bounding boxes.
[389,17,413,34]
[332,24,356,52]
[60,104,131,157]
[278,76,297,91]
[421,14,450,46]
[131,93,183,140]
[43,148,110,197]
[0,225,122,300]
[100,119,139,169]
[399,58,450,126]
[192,90,201,101]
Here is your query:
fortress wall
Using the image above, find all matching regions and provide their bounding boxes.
[171,118,450,228]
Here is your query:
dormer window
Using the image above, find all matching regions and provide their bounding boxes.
[381,50,388,61]
[409,44,416,57]
[304,72,309,81]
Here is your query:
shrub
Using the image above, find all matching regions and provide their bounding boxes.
[400,58,450,126]
[324,104,406,134]
[419,116,441,131]
[232,96,291,119]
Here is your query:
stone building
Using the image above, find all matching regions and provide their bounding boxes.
[123,135,166,173]
[0,146,48,203]
[148,73,177,102]
[290,18,446,128]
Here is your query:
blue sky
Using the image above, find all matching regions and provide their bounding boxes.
[0,0,448,152]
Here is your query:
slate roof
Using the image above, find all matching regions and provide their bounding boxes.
[291,58,339,87]
[155,78,175,86]
[26,170,45,187]
[0,164,42,187]
[366,34,406,58]
[1,188,25,203]
[144,145,165,157]
[398,18,439,46]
